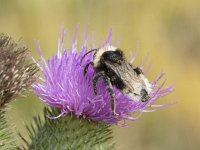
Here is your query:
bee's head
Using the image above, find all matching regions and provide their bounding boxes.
[127,68,152,102]
[93,46,118,67]
[81,45,118,67]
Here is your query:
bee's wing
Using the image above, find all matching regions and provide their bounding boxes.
[104,61,139,91]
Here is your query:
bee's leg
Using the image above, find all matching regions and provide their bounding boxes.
[93,71,105,95]
[93,71,117,115]
[104,77,117,115]
[84,62,94,76]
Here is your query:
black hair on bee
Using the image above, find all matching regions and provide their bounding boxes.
[81,46,152,115]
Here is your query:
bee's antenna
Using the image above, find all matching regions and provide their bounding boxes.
[80,49,97,65]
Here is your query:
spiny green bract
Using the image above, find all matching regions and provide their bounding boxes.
[0,111,16,150]
[21,108,115,150]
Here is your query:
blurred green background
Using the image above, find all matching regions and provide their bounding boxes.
[1,0,200,149]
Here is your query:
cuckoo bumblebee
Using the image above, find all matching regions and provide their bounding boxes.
[81,46,152,114]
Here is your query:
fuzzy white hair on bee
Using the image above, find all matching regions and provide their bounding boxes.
[80,45,118,66]
[125,73,152,102]
[93,46,118,67]
[81,46,152,114]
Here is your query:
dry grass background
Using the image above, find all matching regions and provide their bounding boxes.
[0,0,200,149]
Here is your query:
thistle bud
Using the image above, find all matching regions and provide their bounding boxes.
[0,34,37,109]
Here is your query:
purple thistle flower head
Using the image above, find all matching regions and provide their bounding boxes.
[33,27,173,125]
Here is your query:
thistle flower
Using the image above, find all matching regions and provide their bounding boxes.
[0,33,38,109]
[33,27,173,125]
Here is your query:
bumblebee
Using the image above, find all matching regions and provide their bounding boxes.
[81,46,152,115]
